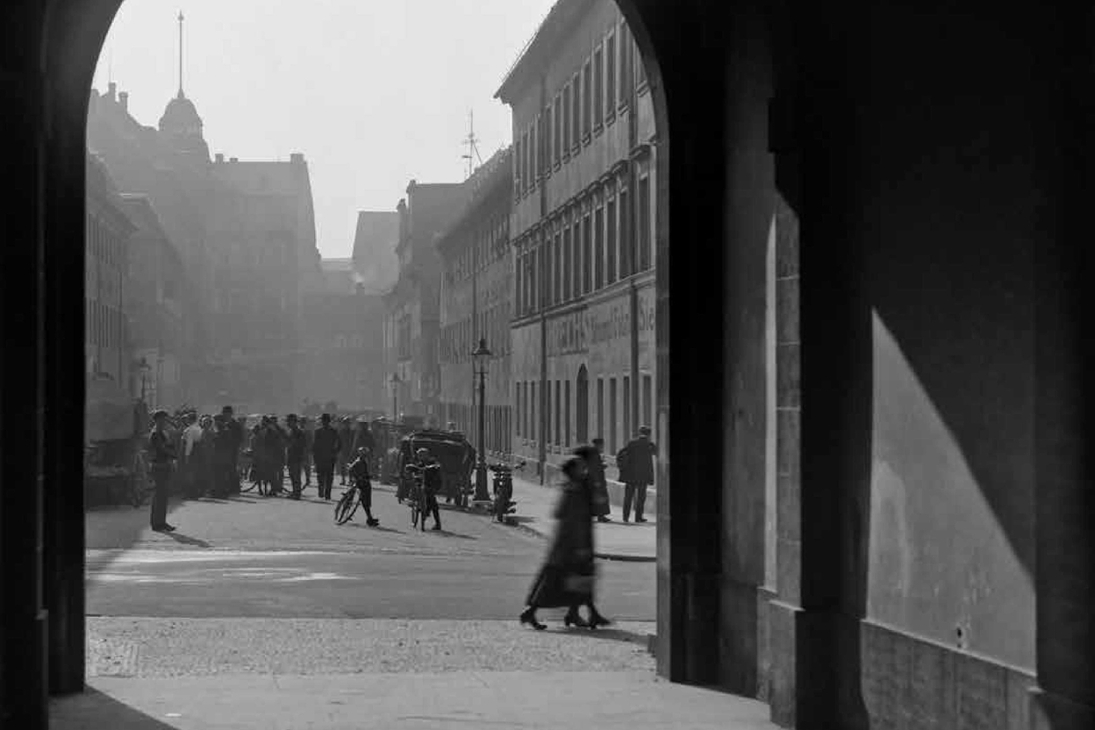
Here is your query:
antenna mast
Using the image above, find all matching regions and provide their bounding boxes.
[177,10,185,95]
[462,109,483,179]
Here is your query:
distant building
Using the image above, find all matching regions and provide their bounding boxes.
[86,81,323,414]
[496,0,657,479]
[437,147,514,456]
[319,258,358,295]
[351,211,400,294]
[85,153,137,393]
[383,180,470,424]
[118,194,188,408]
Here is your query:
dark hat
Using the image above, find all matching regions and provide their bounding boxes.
[320,413,332,423]
[592,437,605,445]
[571,445,599,461]
[639,425,651,435]
[286,413,298,421]
[152,409,169,420]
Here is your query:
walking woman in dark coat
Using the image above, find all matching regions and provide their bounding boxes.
[520,446,612,630]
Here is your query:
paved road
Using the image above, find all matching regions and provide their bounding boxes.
[86,484,656,622]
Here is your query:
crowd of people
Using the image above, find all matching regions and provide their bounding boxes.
[143,406,380,532]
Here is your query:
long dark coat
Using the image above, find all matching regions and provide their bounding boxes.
[588,453,610,517]
[525,477,596,608]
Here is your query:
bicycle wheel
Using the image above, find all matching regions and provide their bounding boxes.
[334,487,358,525]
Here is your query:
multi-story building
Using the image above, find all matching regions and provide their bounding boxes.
[85,153,136,414]
[383,180,469,424]
[496,0,657,479]
[118,194,188,408]
[437,148,514,457]
[86,82,322,413]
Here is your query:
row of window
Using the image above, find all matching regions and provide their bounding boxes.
[514,372,654,456]
[515,172,652,318]
[86,214,125,270]
[513,15,647,200]
[444,403,512,456]
[440,303,511,365]
[87,297,125,351]
[446,214,510,284]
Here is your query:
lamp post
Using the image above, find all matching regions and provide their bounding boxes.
[471,338,492,503]
[389,373,401,421]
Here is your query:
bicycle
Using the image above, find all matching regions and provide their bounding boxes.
[334,481,362,525]
[403,466,429,532]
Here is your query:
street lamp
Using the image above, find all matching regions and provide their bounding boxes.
[471,337,493,503]
[389,372,401,421]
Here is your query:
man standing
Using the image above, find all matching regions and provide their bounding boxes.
[266,415,287,496]
[590,437,612,523]
[412,447,443,531]
[179,412,202,498]
[337,417,353,485]
[301,416,315,488]
[284,414,307,500]
[617,426,656,523]
[148,409,177,532]
[312,413,342,500]
[352,416,375,456]
[221,405,244,495]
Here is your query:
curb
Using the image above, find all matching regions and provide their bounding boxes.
[511,520,656,563]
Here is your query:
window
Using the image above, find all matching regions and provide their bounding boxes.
[643,374,653,432]
[524,130,531,190]
[610,377,618,454]
[607,195,618,284]
[546,229,555,307]
[563,84,572,153]
[564,380,571,446]
[545,103,553,170]
[607,32,616,117]
[553,97,561,165]
[636,38,647,87]
[582,211,592,295]
[555,380,561,446]
[638,175,652,270]
[623,375,631,444]
[563,222,572,301]
[597,378,605,443]
[536,114,544,179]
[572,217,581,298]
[515,248,524,315]
[619,186,631,277]
[514,138,522,198]
[554,229,562,304]
[594,202,604,290]
[582,61,592,137]
[619,23,631,105]
[531,381,537,443]
[593,46,604,128]
[571,77,581,150]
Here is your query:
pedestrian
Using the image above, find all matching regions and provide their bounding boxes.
[519,446,611,630]
[336,417,353,485]
[212,415,237,498]
[179,412,202,498]
[284,414,307,500]
[148,409,177,533]
[301,416,315,488]
[410,447,443,530]
[216,406,243,495]
[616,425,657,523]
[312,413,342,500]
[351,416,375,456]
[346,447,379,526]
[266,415,287,496]
[194,414,215,497]
[589,437,611,523]
[250,420,269,496]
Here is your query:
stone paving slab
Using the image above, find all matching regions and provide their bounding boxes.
[54,671,779,730]
[87,617,656,677]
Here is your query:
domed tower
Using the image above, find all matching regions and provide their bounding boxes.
[158,11,209,163]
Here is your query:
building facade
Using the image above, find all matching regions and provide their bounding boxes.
[351,210,400,294]
[382,180,470,424]
[437,148,514,457]
[85,153,136,398]
[118,194,188,408]
[496,0,657,479]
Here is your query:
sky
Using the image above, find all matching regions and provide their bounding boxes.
[92,0,557,258]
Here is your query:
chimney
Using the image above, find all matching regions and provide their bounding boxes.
[290,152,304,164]
[215,153,224,163]
[107,82,117,101]
[118,91,128,112]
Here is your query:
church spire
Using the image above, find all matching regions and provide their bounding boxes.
[177,10,185,96]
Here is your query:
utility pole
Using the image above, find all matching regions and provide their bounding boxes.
[462,110,483,180]
[177,10,185,95]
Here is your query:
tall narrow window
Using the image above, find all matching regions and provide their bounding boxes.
[594,202,605,290]
[546,379,552,446]
[638,175,651,270]
[619,23,631,105]
[555,381,561,447]
[571,77,581,149]
[642,374,653,431]
[609,377,618,454]
[553,97,562,164]
[531,381,537,444]
[582,61,592,137]
[545,104,553,168]
[554,229,563,304]
[623,375,631,444]
[607,195,617,284]
[515,249,524,315]
[636,39,646,86]
[593,46,603,128]
[563,223,572,301]
[563,84,572,153]
[582,212,592,294]
[606,33,616,116]
[564,380,571,446]
[597,378,605,443]
[514,138,522,197]
[619,186,631,277]
[546,229,555,308]
[572,218,582,298]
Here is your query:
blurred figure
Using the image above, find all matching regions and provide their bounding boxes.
[519,447,610,630]
[301,416,315,487]
[590,437,611,523]
[336,417,353,485]
[284,414,306,500]
[148,409,177,532]
[312,413,342,500]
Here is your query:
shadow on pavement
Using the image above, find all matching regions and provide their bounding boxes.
[552,625,652,650]
[163,532,212,548]
[428,529,476,540]
[348,523,404,535]
[51,687,182,730]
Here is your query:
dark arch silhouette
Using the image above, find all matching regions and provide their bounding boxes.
[575,364,589,444]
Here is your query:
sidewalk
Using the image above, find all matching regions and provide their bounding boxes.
[510,475,656,562]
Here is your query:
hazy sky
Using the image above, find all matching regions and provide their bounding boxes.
[93,0,556,258]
